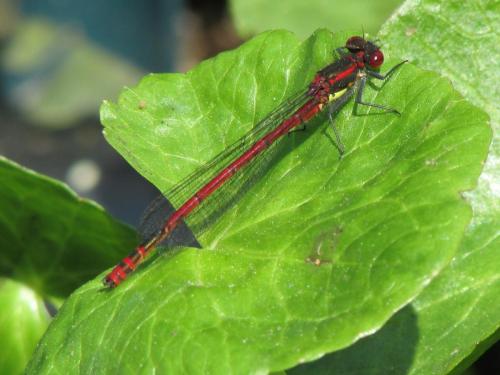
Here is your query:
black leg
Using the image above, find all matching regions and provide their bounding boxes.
[367,60,408,80]
[325,87,355,157]
[328,111,345,157]
[355,74,400,115]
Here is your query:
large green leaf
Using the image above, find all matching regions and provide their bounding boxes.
[230,0,402,38]
[27,30,490,374]
[0,157,136,297]
[290,223,500,375]
[292,0,500,373]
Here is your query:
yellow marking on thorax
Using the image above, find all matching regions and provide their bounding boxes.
[318,88,348,110]
[328,88,348,102]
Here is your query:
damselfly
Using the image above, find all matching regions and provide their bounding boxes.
[103,36,406,288]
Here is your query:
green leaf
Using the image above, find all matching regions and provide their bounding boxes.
[230,0,403,38]
[290,223,500,375]
[0,279,51,375]
[0,157,136,298]
[27,30,490,374]
[291,0,500,373]
[0,157,136,373]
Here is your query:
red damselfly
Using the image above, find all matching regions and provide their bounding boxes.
[103,36,406,288]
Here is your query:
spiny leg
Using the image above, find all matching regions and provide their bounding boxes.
[355,60,408,114]
[367,60,408,81]
[354,74,401,115]
[328,111,345,157]
[355,60,408,115]
[326,87,356,157]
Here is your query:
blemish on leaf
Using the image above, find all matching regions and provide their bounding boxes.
[426,159,437,167]
[405,27,417,37]
[306,226,343,267]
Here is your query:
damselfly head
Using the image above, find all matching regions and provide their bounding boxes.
[345,36,367,52]
[345,36,384,70]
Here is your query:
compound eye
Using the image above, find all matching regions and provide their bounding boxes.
[369,50,384,68]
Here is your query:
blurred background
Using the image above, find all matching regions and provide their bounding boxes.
[0,0,243,225]
[0,1,497,374]
[0,0,401,226]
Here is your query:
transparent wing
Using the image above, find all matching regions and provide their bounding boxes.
[139,88,311,245]
[137,195,202,249]
[164,88,310,207]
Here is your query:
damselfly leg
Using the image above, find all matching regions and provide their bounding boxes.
[354,60,407,115]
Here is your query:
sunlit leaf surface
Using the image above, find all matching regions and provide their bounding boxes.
[27,30,490,374]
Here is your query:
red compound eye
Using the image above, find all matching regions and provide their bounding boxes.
[369,50,384,68]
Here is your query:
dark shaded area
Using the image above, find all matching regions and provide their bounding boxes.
[43,299,58,318]
[187,0,228,26]
[289,306,499,375]
[472,333,500,375]
[181,0,242,67]
[139,194,201,249]
[289,305,418,375]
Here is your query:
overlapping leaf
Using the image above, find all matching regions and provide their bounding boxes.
[0,157,136,298]
[0,157,136,374]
